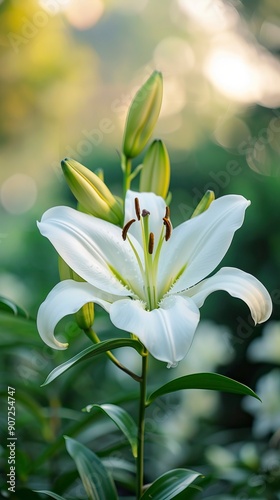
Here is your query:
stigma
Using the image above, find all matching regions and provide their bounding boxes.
[122,197,172,243]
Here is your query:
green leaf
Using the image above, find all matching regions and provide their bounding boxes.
[65,436,118,500]
[102,457,135,491]
[141,468,201,500]
[0,312,39,348]
[35,491,67,500]
[0,296,29,318]
[0,389,52,441]
[84,403,138,457]
[42,338,143,386]
[146,373,261,406]
[14,490,42,500]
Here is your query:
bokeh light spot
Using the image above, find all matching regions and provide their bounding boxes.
[1,174,37,214]
[204,45,261,104]
[213,117,250,150]
[177,0,239,32]
[64,0,104,29]
[153,37,194,76]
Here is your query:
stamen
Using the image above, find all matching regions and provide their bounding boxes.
[142,209,150,217]
[122,219,136,240]
[148,232,154,254]
[165,206,170,219]
[134,198,141,220]
[163,217,172,241]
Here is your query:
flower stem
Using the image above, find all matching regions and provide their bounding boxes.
[84,328,142,383]
[122,156,132,200]
[136,349,148,498]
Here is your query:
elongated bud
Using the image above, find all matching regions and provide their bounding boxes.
[58,257,94,330]
[61,158,123,225]
[94,168,104,181]
[139,139,170,198]
[191,190,215,218]
[122,71,163,159]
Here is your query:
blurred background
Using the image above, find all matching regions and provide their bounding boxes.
[1,0,280,498]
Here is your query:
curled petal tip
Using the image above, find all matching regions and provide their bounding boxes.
[167,361,178,369]
[54,340,69,350]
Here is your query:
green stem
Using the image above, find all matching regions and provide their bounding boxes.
[84,328,141,383]
[123,156,132,200]
[136,350,148,498]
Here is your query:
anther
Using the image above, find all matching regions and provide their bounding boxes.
[122,219,136,240]
[148,232,154,254]
[134,198,141,220]
[163,217,172,241]
[165,206,170,219]
[142,209,150,217]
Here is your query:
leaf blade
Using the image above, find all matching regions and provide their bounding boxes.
[147,373,260,406]
[141,468,201,500]
[35,491,67,500]
[65,436,118,500]
[0,296,29,318]
[42,338,143,386]
[84,403,138,457]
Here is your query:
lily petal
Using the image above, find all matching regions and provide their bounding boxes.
[159,195,250,295]
[184,267,272,324]
[124,190,167,247]
[37,280,117,349]
[110,295,200,366]
[38,206,144,299]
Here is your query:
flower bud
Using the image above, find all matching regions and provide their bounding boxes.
[139,139,170,199]
[58,256,94,330]
[61,158,123,225]
[122,71,163,159]
[191,190,215,218]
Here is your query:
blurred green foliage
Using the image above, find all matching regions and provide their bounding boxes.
[0,0,280,498]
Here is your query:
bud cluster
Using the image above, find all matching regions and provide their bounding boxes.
[55,71,214,332]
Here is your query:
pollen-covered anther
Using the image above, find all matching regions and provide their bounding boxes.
[165,206,170,219]
[163,217,172,241]
[148,232,155,254]
[142,209,150,217]
[122,219,136,240]
[134,197,141,220]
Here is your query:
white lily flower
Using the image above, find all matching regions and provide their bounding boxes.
[37,190,272,367]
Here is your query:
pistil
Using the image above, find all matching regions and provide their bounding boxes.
[121,198,172,311]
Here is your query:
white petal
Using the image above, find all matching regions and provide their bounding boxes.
[37,280,117,349]
[38,206,144,299]
[184,267,272,324]
[110,295,200,366]
[125,190,167,247]
[159,195,250,295]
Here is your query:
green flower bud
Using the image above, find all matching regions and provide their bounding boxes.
[139,139,170,199]
[75,303,94,331]
[191,190,215,218]
[58,256,94,330]
[61,158,123,225]
[122,71,163,159]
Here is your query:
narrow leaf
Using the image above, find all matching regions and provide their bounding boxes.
[141,468,201,500]
[14,490,42,500]
[35,492,67,500]
[146,373,261,406]
[84,403,138,457]
[65,436,118,500]
[0,296,29,318]
[0,313,39,348]
[42,338,143,386]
